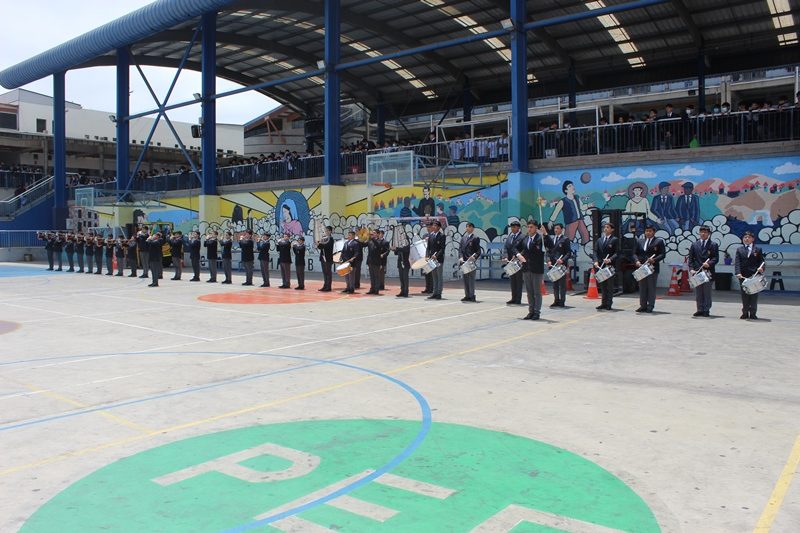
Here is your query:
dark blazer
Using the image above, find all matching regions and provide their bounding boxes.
[127,240,137,258]
[688,239,719,275]
[515,233,545,274]
[115,242,126,259]
[147,237,164,259]
[188,239,201,260]
[634,236,666,273]
[170,237,183,259]
[221,239,233,259]
[459,233,481,261]
[136,232,149,252]
[378,239,390,266]
[675,194,700,226]
[84,239,94,257]
[292,244,306,266]
[204,237,218,260]
[651,194,677,221]
[367,238,383,266]
[340,239,357,263]
[105,242,115,258]
[594,235,619,265]
[257,240,271,261]
[734,244,764,278]
[504,231,524,260]
[317,238,334,263]
[544,234,572,264]
[426,231,446,261]
[239,238,255,262]
[394,245,411,270]
[276,239,292,263]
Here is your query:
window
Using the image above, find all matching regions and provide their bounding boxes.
[36,118,47,133]
[0,112,16,130]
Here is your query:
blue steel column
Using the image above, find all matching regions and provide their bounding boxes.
[53,71,67,229]
[201,12,217,195]
[323,0,341,186]
[510,0,528,173]
[116,48,130,197]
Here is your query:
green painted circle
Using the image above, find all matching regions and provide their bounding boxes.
[23,420,660,532]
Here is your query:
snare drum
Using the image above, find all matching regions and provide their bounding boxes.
[741,274,767,295]
[503,258,522,276]
[632,263,654,282]
[335,263,352,277]
[460,259,477,275]
[594,266,615,283]
[421,258,440,274]
[410,240,428,269]
[688,270,710,289]
[545,263,567,282]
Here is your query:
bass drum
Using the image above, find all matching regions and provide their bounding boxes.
[332,239,345,263]
[410,239,428,269]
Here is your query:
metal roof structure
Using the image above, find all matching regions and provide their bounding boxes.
[1,0,798,117]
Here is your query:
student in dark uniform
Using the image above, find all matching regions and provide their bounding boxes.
[317,226,334,292]
[515,220,546,320]
[221,231,233,284]
[105,237,115,275]
[257,232,271,287]
[633,224,666,313]
[544,223,572,307]
[127,235,138,277]
[115,238,126,276]
[458,222,481,302]
[84,234,94,274]
[95,236,105,274]
[688,225,719,317]
[170,231,184,280]
[147,232,165,287]
[503,221,525,304]
[340,230,358,294]
[353,235,365,289]
[42,232,54,271]
[393,230,411,298]
[239,230,255,286]
[593,222,619,311]
[53,233,64,271]
[366,230,383,295]
[75,233,85,273]
[136,226,150,279]
[420,222,434,294]
[188,231,202,281]
[293,236,307,290]
[64,234,75,272]
[276,234,292,288]
[377,229,389,291]
[204,231,219,283]
[734,231,765,320]
[426,220,446,300]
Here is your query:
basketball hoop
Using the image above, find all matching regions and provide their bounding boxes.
[372,182,393,190]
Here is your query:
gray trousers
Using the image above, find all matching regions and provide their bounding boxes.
[280,262,291,287]
[353,262,362,288]
[127,254,137,276]
[552,275,567,304]
[77,253,84,271]
[149,260,162,285]
[46,249,54,269]
[66,253,74,270]
[346,268,355,291]
[321,261,332,290]
[432,263,444,296]
[523,272,543,314]
[260,259,270,285]
[369,264,381,292]
[173,257,182,279]
[695,279,712,312]
[296,264,305,288]
[463,270,476,298]
[243,261,254,284]
[639,272,657,310]
[191,257,200,279]
[222,258,232,281]
[399,267,409,295]
[740,288,758,316]
[85,254,93,272]
[208,257,218,280]
[140,251,149,278]
[106,255,113,274]
[117,256,124,275]
[600,279,614,307]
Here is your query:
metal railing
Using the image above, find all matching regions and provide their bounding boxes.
[0,230,42,248]
[0,176,54,218]
[0,171,46,189]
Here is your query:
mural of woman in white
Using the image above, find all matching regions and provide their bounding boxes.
[624,181,657,234]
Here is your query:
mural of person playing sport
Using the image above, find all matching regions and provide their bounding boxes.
[548,180,592,244]
[651,181,679,233]
[624,181,657,235]
[675,181,701,230]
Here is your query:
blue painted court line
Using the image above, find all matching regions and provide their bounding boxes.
[0,265,54,278]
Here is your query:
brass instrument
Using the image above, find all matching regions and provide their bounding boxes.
[355,226,370,244]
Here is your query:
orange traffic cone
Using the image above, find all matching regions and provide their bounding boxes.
[540,277,548,296]
[680,258,692,292]
[584,268,600,299]
[566,268,574,291]
[665,266,682,296]
[112,254,117,272]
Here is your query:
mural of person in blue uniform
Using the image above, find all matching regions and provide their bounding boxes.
[675,181,700,230]
[651,181,679,233]
[548,180,591,244]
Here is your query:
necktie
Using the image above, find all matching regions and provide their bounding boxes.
[701,240,706,250]
[747,245,751,257]
[527,237,532,248]
[602,236,607,247]
[645,239,650,250]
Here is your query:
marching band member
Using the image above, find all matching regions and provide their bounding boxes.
[221,231,233,284]
[458,222,481,302]
[735,231,765,320]
[188,231,202,281]
[64,233,75,272]
[515,220,545,320]
[688,225,718,317]
[115,238,126,276]
[340,230,358,294]
[169,231,184,280]
[317,226,334,292]
[420,221,434,294]
[239,229,255,286]
[205,231,219,283]
[353,232,365,290]
[146,232,165,287]
[136,226,150,279]
[84,233,94,274]
[104,237,115,276]
[544,223,572,307]
[633,224,666,313]
[53,233,64,271]
[593,222,619,311]
[503,221,524,304]
[94,235,105,274]
[293,236,307,290]
[426,219,445,300]
[127,234,138,277]
[41,232,55,271]
[276,233,292,289]
[257,232,271,287]
[392,229,411,298]
[366,230,383,295]
[378,229,389,291]
[75,233,85,273]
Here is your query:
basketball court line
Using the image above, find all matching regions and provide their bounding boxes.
[19,305,169,324]
[753,434,800,532]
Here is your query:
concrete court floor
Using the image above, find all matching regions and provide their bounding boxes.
[0,262,797,533]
